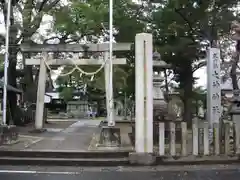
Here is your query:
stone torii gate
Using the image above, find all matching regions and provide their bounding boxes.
[20,43,131,130]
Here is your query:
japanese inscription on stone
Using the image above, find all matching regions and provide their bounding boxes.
[207,48,221,125]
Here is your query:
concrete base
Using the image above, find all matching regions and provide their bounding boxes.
[98,126,121,147]
[0,125,18,145]
[129,152,156,165]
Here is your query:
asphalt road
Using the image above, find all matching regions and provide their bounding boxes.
[0,165,240,180]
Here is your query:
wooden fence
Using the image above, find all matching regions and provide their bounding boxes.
[158,118,240,157]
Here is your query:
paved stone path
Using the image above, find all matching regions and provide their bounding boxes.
[0,120,101,151]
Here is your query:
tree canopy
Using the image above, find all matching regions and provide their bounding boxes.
[52,0,240,122]
[1,0,240,124]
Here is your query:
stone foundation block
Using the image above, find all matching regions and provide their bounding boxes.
[0,125,18,145]
[98,126,121,147]
[129,152,156,165]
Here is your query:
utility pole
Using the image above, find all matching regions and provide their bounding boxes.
[2,0,12,125]
[108,0,115,127]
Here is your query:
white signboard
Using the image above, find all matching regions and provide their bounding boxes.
[207,48,221,126]
[44,95,51,103]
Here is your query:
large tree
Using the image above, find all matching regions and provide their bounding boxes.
[151,0,239,124]
[54,0,145,101]
[0,0,65,124]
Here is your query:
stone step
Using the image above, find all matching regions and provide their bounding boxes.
[0,150,130,159]
[0,156,130,166]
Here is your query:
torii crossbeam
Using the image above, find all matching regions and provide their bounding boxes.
[21,43,131,130]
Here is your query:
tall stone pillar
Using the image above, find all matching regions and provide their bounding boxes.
[129,33,155,165]
[134,33,153,153]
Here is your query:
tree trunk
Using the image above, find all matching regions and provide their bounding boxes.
[46,69,54,91]
[4,4,19,125]
[7,47,18,125]
[230,53,239,90]
[164,69,169,102]
[23,53,37,103]
[181,63,193,128]
[231,40,240,90]
[183,79,193,127]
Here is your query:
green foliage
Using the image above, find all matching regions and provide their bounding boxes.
[53,0,239,120]
[0,54,4,71]
[59,87,74,102]
[153,1,238,91]
[150,0,239,122]
[54,0,146,100]
[152,0,239,65]
[53,0,108,36]
[56,65,129,100]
